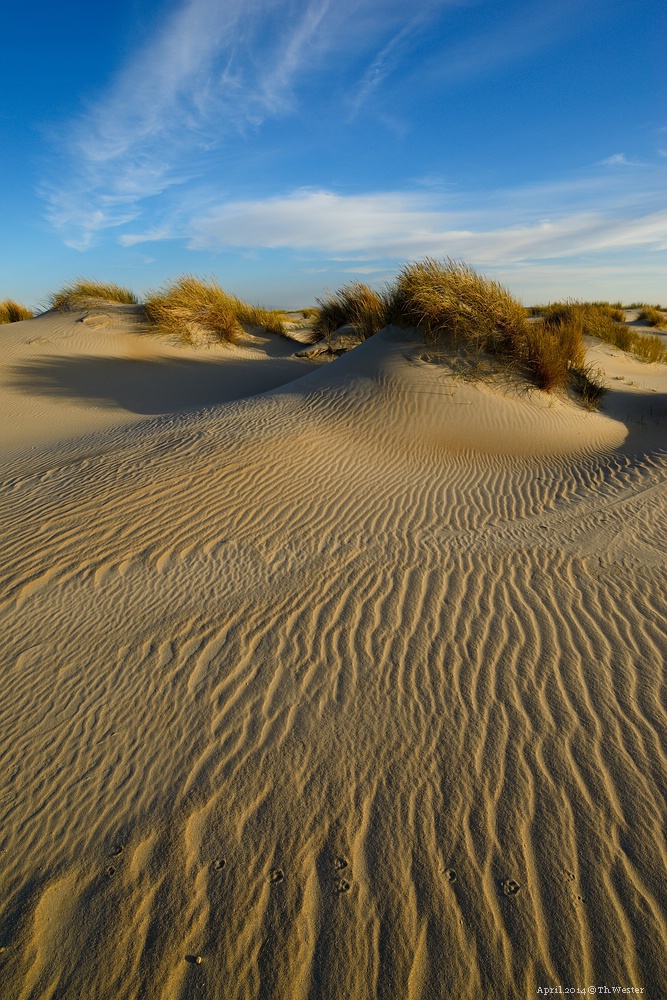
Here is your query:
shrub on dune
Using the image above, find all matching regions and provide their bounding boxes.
[314,282,388,343]
[49,279,138,310]
[0,299,33,323]
[144,274,287,344]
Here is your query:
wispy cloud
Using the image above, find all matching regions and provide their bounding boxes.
[346,4,453,120]
[599,153,644,166]
[46,0,418,247]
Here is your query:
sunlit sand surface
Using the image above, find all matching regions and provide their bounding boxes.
[1,307,666,998]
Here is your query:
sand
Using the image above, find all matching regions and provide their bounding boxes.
[0,306,666,999]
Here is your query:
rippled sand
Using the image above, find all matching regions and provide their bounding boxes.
[1,310,666,998]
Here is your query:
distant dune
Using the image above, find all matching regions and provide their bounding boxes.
[0,304,666,998]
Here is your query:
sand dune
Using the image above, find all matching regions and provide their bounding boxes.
[0,309,666,998]
[0,306,317,459]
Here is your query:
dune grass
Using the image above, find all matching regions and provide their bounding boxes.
[637,306,667,329]
[314,282,388,343]
[388,259,607,403]
[314,260,607,405]
[630,333,667,363]
[49,279,138,310]
[389,258,528,351]
[0,299,34,323]
[144,275,288,344]
[536,301,667,364]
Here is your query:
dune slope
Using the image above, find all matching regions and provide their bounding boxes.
[0,325,666,999]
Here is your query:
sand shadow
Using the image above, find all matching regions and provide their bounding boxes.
[9,353,311,415]
[601,385,667,457]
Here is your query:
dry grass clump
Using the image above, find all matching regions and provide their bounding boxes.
[49,279,138,310]
[144,275,287,344]
[538,302,619,340]
[537,300,667,366]
[389,259,527,354]
[314,282,388,342]
[582,301,625,322]
[638,306,667,329]
[631,333,667,363]
[388,259,602,401]
[317,261,606,404]
[0,299,33,323]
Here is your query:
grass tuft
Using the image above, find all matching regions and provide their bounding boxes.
[314,282,388,343]
[144,275,287,344]
[388,258,528,356]
[48,279,138,310]
[388,258,599,400]
[631,333,667,363]
[535,300,667,366]
[0,299,34,323]
[638,306,667,329]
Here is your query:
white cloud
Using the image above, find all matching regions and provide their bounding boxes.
[176,179,667,265]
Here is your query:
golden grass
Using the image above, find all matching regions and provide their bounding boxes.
[631,333,667,363]
[391,259,529,354]
[49,279,138,310]
[144,275,287,344]
[387,259,603,402]
[638,306,667,329]
[0,299,33,323]
[536,301,667,364]
[629,301,665,310]
[314,282,388,342]
[315,262,608,405]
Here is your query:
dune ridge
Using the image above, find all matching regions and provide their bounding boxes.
[0,316,666,998]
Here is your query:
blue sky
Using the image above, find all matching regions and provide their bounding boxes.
[2,0,666,309]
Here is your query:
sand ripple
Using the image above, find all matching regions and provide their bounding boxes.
[0,333,666,998]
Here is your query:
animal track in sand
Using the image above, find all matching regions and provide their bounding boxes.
[333,878,350,894]
[105,865,117,878]
[268,868,284,885]
[444,868,457,883]
[332,856,348,871]
[501,879,521,897]
[212,858,226,871]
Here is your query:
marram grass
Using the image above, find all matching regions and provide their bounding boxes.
[316,260,608,407]
[314,282,388,342]
[537,301,667,364]
[638,306,667,329]
[49,279,138,310]
[0,299,33,323]
[144,275,288,344]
